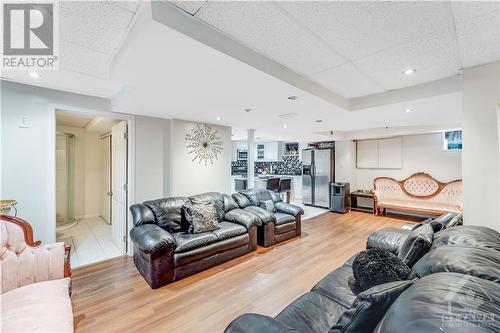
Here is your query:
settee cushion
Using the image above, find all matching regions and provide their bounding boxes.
[144,196,190,233]
[0,277,73,333]
[274,213,296,226]
[330,280,414,333]
[173,232,218,253]
[378,199,462,214]
[398,223,433,267]
[432,225,500,252]
[312,265,356,308]
[276,291,346,333]
[409,245,500,283]
[374,273,500,333]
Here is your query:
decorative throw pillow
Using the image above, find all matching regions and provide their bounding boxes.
[329,280,415,333]
[351,248,410,293]
[182,202,220,234]
[259,200,277,213]
[398,223,434,267]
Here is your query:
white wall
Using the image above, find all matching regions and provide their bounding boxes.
[170,119,231,196]
[134,115,171,203]
[56,125,103,219]
[462,62,500,230]
[336,133,462,191]
[1,81,110,243]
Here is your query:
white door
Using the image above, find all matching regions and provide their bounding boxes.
[111,121,127,253]
[102,135,111,224]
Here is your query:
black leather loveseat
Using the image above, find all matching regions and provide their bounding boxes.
[232,189,304,247]
[225,218,500,333]
[129,192,260,288]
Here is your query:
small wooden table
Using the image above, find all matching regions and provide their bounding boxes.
[350,191,374,213]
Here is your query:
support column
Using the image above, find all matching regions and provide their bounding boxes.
[247,129,255,189]
[462,62,500,230]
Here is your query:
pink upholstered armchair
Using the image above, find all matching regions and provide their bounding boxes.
[0,215,73,332]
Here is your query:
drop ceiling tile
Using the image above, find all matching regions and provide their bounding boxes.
[60,1,134,55]
[278,1,454,60]
[195,1,345,76]
[169,0,206,15]
[353,28,461,90]
[451,1,499,23]
[456,10,500,68]
[309,63,385,98]
[60,41,110,79]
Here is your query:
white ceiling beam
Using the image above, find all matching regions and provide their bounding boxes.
[151,1,350,110]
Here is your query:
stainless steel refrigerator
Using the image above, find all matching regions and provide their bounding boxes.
[302,148,335,208]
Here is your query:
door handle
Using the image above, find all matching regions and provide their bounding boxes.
[107,192,113,196]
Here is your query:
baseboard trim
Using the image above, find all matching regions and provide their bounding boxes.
[74,213,101,220]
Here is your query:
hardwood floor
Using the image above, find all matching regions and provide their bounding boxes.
[71,211,410,333]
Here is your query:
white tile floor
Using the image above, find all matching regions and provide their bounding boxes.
[292,202,330,220]
[56,216,123,269]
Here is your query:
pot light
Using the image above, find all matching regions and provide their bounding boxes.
[282,124,288,128]
[216,116,221,121]
[402,68,416,75]
[405,108,412,113]
[288,95,298,100]
[28,72,40,78]
[316,120,323,123]
[244,108,252,112]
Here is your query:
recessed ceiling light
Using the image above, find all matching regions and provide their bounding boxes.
[402,68,416,75]
[244,108,252,112]
[216,116,221,121]
[404,108,412,113]
[28,72,40,78]
[282,124,288,128]
[288,95,298,100]
[315,120,323,123]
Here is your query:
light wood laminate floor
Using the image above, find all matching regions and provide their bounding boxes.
[71,211,410,333]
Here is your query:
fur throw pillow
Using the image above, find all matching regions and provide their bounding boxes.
[351,248,410,293]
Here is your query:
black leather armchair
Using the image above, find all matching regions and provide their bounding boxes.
[129,192,259,289]
[232,189,304,247]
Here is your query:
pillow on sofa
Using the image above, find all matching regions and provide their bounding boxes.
[259,200,277,213]
[398,223,434,267]
[182,202,220,234]
[351,248,410,293]
[329,280,415,333]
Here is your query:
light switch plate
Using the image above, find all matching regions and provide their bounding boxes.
[19,116,29,128]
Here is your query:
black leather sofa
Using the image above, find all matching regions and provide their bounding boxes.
[225,217,500,333]
[129,192,259,289]
[232,189,304,247]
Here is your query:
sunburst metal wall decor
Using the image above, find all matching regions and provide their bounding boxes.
[185,123,223,166]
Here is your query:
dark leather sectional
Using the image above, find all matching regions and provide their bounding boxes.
[129,190,304,288]
[232,189,304,247]
[225,215,500,333]
[129,192,260,288]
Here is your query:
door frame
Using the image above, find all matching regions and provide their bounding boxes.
[50,104,135,256]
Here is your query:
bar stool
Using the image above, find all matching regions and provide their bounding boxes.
[266,177,280,192]
[278,178,292,203]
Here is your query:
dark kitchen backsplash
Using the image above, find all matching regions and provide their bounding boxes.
[231,155,302,175]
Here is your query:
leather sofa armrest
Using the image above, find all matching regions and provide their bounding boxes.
[224,209,261,229]
[366,227,410,255]
[130,203,156,227]
[274,202,304,217]
[130,224,176,254]
[225,314,298,333]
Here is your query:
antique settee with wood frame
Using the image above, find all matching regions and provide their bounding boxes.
[373,172,462,216]
[0,215,73,332]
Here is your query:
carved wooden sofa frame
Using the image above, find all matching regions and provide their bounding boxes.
[373,172,463,216]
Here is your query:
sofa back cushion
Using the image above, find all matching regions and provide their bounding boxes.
[432,225,500,252]
[232,193,252,208]
[223,194,239,212]
[144,196,190,232]
[398,223,433,267]
[189,192,225,221]
[374,273,500,333]
[330,280,414,333]
[240,189,282,205]
[410,245,500,283]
